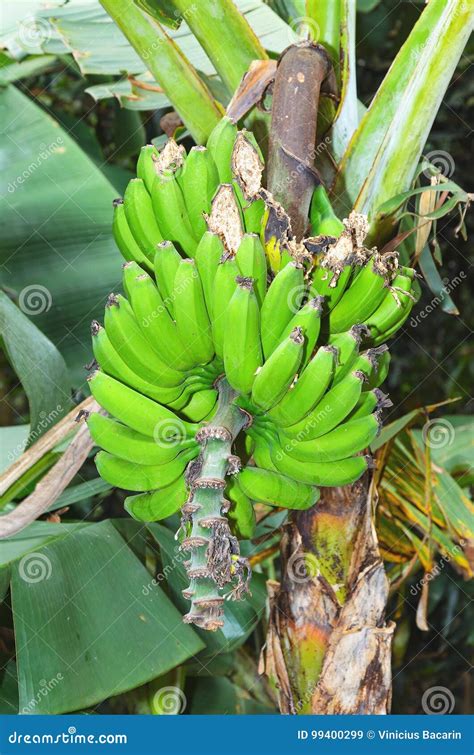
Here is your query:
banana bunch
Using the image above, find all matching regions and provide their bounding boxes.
[87,117,418,630]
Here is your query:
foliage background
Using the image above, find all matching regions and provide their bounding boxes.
[0,0,472,715]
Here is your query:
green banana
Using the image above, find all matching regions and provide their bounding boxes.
[206,116,237,183]
[271,448,370,487]
[349,345,390,388]
[309,185,345,237]
[223,277,263,394]
[252,437,279,472]
[284,370,366,440]
[194,232,225,318]
[87,413,198,466]
[125,477,187,522]
[123,178,163,259]
[173,258,214,365]
[235,234,267,307]
[151,170,197,256]
[267,345,337,427]
[154,241,183,316]
[329,254,395,333]
[350,389,392,420]
[278,296,324,365]
[96,447,195,491]
[88,370,196,439]
[251,327,304,411]
[181,146,220,239]
[91,320,183,405]
[237,466,319,509]
[284,412,381,463]
[310,262,353,312]
[211,256,239,358]
[104,294,184,387]
[364,273,415,337]
[112,199,153,272]
[330,325,369,384]
[136,144,159,193]
[124,268,194,371]
[227,477,256,539]
[260,262,305,358]
[179,388,218,422]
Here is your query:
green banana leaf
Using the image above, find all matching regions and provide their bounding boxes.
[332,0,473,233]
[0,293,71,445]
[4,519,204,714]
[0,85,122,385]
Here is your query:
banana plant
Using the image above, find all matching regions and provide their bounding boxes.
[1,0,472,716]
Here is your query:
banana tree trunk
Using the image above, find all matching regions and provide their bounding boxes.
[265,475,394,713]
[264,42,394,714]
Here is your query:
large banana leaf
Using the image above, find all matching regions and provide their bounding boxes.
[332,0,473,232]
[0,85,122,385]
[4,519,204,714]
[0,293,71,444]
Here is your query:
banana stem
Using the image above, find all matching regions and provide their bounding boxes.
[181,378,250,631]
[99,0,221,143]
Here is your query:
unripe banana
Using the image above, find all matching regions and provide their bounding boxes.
[284,370,366,440]
[260,262,305,358]
[350,389,392,420]
[211,256,239,358]
[235,234,267,307]
[223,277,263,394]
[278,296,324,365]
[125,477,187,522]
[309,185,344,237]
[364,273,415,338]
[206,116,238,183]
[88,370,196,439]
[151,170,198,256]
[112,199,153,272]
[329,254,395,333]
[96,447,195,491]
[227,477,256,539]
[173,258,214,365]
[271,448,369,486]
[349,345,390,387]
[194,232,225,318]
[251,327,304,411]
[154,241,183,316]
[267,345,337,427]
[181,146,220,239]
[91,320,183,405]
[237,466,319,509]
[123,178,164,259]
[137,144,159,193]
[104,294,184,387]
[124,269,194,371]
[125,476,187,522]
[330,324,370,384]
[88,413,198,466]
[310,263,352,311]
[283,412,381,463]
[179,388,218,422]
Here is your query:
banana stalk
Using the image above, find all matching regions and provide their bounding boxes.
[99,0,221,143]
[181,377,251,631]
[169,0,268,95]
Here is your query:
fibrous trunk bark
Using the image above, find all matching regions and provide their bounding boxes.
[264,42,394,714]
